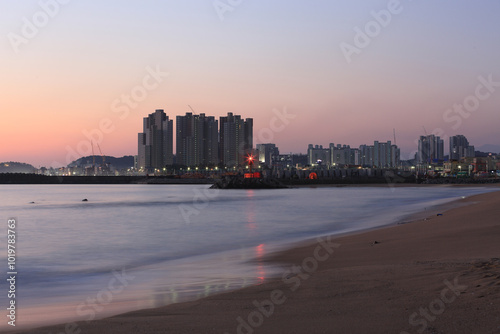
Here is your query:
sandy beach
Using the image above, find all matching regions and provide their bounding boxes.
[13,187,500,334]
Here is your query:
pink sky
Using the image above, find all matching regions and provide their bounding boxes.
[1,1,499,167]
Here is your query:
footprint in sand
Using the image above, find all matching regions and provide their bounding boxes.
[466,258,500,298]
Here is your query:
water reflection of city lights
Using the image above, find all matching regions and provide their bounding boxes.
[245,190,257,234]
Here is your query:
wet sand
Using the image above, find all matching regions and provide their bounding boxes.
[12,188,500,334]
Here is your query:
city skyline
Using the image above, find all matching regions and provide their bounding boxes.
[1,1,500,167]
[1,102,496,169]
[133,108,484,172]
[0,99,494,169]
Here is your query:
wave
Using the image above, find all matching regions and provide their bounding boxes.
[5,195,252,212]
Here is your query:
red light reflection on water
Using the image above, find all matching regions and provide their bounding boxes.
[244,191,266,282]
[256,243,266,282]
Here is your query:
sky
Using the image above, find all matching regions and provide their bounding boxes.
[1,0,500,167]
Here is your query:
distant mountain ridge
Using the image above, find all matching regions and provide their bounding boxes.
[68,155,135,170]
[477,144,500,154]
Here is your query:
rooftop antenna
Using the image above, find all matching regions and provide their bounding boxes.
[422,126,428,136]
[393,128,397,145]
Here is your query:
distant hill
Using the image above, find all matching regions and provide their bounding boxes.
[0,162,36,174]
[477,144,500,154]
[68,156,135,170]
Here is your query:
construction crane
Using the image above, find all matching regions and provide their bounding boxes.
[96,143,108,175]
[393,128,397,145]
[97,143,106,165]
[91,140,96,167]
[91,141,96,176]
[188,105,196,114]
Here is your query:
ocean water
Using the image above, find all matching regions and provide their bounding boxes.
[0,184,496,330]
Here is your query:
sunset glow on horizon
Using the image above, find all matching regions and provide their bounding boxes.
[1,0,499,167]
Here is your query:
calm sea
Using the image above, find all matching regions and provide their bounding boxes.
[0,184,496,330]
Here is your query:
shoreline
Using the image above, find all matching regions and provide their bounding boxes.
[2,172,500,186]
[10,187,500,333]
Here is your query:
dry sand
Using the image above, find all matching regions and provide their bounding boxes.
[13,188,500,334]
